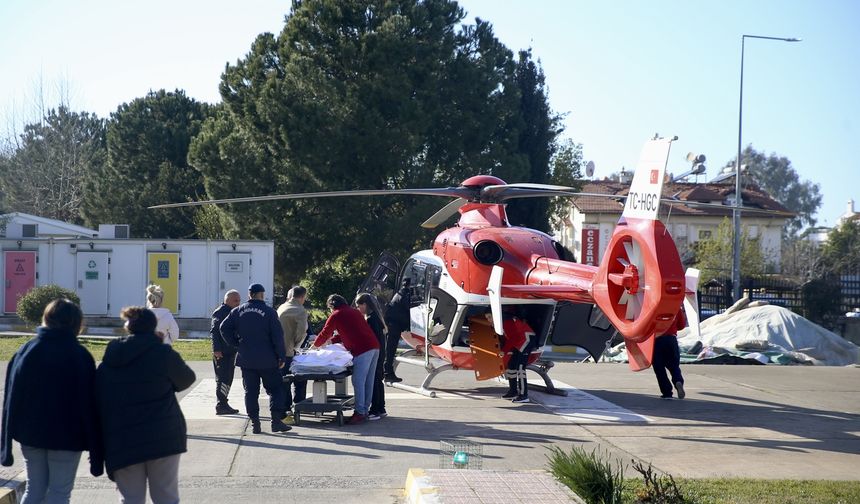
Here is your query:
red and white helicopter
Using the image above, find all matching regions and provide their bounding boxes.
[154,136,709,397]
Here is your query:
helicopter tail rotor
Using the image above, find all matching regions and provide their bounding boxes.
[591,217,685,371]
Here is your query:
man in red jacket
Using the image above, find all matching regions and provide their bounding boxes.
[313,294,380,424]
[485,307,536,404]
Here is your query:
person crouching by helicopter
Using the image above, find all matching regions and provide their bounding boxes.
[313,294,380,425]
[485,307,536,404]
[382,278,412,383]
[652,308,686,400]
[355,293,388,420]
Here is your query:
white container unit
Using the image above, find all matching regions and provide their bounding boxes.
[0,239,274,317]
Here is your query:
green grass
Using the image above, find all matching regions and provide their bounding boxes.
[652,479,860,504]
[0,336,214,361]
[548,445,860,504]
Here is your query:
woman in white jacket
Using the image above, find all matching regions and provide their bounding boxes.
[145,285,180,345]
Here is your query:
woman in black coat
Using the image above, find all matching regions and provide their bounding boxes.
[96,306,196,503]
[355,293,388,420]
[1,298,103,503]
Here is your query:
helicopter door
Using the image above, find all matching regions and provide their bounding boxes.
[548,302,617,360]
[467,314,505,380]
[357,252,401,307]
[427,286,457,345]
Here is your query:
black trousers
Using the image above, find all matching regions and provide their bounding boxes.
[384,321,407,375]
[369,347,386,415]
[505,349,530,396]
[279,356,307,409]
[652,335,684,397]
[213,350,237,406]
[241,367,286,421]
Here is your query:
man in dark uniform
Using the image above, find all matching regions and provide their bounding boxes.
[383,278,412,382]
[211,289,242,415]
[652,309,686,399]
[220,283,291,434]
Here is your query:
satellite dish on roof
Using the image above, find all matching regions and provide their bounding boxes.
[585,161,595,178]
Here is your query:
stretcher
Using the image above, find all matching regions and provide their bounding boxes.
[284,368,353,426]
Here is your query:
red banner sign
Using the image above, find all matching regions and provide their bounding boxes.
[582,227,600,266]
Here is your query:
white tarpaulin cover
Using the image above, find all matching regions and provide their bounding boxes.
[677,301,860,366]
[290,343,353,374]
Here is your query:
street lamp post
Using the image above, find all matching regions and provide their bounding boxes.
[732,34,800,302]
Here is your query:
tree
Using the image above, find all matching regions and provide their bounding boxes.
[547,139,584,231]
[503,49,563,231]
[725,145,821,235]
[819,219,860,275]
[0,106,105,223]
[693,218,771,281]
[81,90,211,238]
[189,0,561,287]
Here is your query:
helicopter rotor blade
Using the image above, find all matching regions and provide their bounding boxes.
[421,198,468,229]
[489,188,792,218]
[148,187,475,209]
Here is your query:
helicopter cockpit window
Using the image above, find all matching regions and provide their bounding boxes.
[401,260,426,307]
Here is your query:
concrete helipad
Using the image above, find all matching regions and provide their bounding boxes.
[1,361,858,503]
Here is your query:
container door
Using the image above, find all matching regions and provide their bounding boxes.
[76,252,109,315]
[218,253,251,303]
[4,251,37,313]
[147,253,180,313]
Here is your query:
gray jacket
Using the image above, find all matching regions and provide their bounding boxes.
[277,299,308,357]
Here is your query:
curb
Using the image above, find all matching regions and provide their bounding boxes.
[404,468,440,504]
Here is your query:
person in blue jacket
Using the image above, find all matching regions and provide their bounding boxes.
[1,298,103,503]
[220,283,291,434]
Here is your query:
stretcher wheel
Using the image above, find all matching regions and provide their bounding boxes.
[294,412,301,426]
[337,411,344,426]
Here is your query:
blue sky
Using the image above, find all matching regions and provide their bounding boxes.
[2,0,857,227]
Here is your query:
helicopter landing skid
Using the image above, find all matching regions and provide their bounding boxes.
[388,351,568,398]
[526,360,568,397]
[387,349,454,398]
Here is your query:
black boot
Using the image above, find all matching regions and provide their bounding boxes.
[502,379,517,399]
[250,419,261,434]
[216,403,240,415]
[271,418,292,433]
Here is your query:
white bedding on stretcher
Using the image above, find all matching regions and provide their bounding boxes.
[290,343,353,375]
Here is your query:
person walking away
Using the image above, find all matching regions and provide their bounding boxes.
[2,299,103,503]
[382,278,412,382]
[220,283,291,434]
[355,293,387,420]
[486,307,537,404]
[96,306,196,504]
[653,309,686,399]
[146,285,180,345]
[313,294,380,425]
[277,286,309,418]
[212,289,242,415]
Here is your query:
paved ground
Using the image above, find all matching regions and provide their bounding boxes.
[2,360,859,503]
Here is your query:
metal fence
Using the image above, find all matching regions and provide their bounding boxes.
[698,272,860,330]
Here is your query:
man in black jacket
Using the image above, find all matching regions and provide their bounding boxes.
[383,278,412,382]
[211,289,242,415]
[220,283,291,434]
